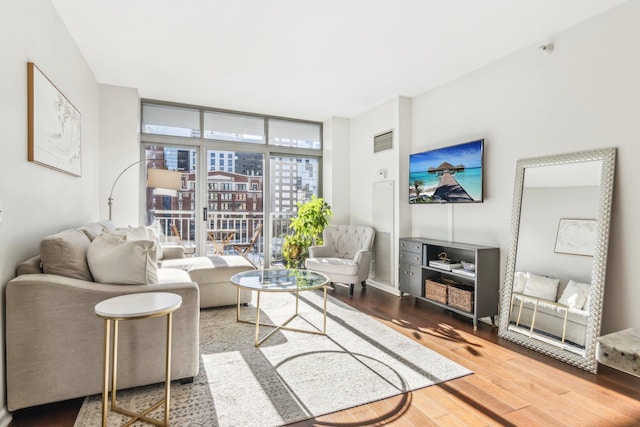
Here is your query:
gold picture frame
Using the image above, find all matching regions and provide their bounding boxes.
[27,62,82,176]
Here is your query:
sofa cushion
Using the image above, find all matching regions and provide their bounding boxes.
[523,273,559,301]
[157,268,192,284]
[558,280,590,309]
[40,229,93,281]
[87,233,159,285]
[160,255,255,284]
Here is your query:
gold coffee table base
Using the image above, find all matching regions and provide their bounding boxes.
[236,285,328,347]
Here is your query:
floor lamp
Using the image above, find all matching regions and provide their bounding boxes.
[108,159,182,221]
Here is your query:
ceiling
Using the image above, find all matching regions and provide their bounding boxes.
[51,0,627,122]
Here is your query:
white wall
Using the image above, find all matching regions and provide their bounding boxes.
[348,96,412,291]
[322,117,351,224]
[99,85,142,225]
[350,1,640,333]
[0,0,100,423]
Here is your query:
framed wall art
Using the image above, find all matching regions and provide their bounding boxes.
[27,62,82,176]
[554,218,597,256]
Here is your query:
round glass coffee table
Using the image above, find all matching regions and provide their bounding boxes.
[230,269,330,346]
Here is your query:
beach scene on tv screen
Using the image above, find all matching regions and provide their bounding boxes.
[409,139,483,204]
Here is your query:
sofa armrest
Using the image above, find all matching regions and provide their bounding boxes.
[16,255,42,276]
[6,274,200,411]
[308,244,334,258]
[161,245,185,260]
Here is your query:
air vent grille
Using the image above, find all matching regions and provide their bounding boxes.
[374,130,393,153]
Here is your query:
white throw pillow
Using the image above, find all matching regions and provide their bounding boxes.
[523,273,560,301]
[145,226,164,260]
[87,233,159,285]
[112,225,163,260]
[513,272,527,294]
[558,280,590,309]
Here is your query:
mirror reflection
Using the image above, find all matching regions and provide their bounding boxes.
[508,161,601,355]
[498,148,616,373]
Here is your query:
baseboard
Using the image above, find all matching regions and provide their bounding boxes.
[365,279,400,296]
[0,407,12,427]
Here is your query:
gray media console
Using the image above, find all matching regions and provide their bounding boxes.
[399,238,500,329]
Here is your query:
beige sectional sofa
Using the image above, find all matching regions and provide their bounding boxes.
[5,221,254,411]
[160,255,254,308]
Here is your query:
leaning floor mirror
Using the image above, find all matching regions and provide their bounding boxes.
[498,147,616,373]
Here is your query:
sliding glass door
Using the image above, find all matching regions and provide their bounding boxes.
[144,145,198,255]
[203,149,264,265]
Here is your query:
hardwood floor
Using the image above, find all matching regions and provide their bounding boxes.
[10,285,640,426]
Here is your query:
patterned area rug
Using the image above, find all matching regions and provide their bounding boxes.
[75,290,472,426]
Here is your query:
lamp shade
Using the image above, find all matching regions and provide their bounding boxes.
[147,168,182,190]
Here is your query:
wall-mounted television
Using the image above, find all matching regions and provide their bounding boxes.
[409,139,484,204]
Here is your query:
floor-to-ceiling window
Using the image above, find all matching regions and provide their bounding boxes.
[140,100,322,267]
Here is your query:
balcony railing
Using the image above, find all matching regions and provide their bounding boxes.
[149,210,295,267]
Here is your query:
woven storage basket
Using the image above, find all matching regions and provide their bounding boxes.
[425,279,447,304]
[447,284,474,312]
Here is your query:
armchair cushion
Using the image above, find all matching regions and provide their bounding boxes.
[308,244,334,258]
[305,257,359,276]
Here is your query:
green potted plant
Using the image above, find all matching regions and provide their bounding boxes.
[282,196,333,268]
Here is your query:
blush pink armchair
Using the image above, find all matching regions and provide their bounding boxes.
[305,225,375,296]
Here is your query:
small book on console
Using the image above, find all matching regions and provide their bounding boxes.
[451,268,476,278]
[428,260,462,271]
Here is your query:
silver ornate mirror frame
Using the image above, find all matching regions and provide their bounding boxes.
[498,147,616,373]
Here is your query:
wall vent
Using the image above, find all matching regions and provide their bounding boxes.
[374,130,393,153]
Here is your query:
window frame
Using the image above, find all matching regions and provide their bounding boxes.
[139,99,324,266]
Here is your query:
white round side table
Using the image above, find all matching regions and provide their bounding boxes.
[95,292,182,427]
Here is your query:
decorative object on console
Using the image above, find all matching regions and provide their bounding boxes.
[498,147,616,373]
[108,159,182,220]
[409,139,483,204]
[461,261,476,271]
[27,62,82,176]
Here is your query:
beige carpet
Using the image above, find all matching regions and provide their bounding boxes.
[74,290,472,426]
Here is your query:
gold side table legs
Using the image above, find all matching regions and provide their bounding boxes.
[236,286,328,347]
[101,313,174,427]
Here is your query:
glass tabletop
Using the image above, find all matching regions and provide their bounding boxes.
[231,269,329,292]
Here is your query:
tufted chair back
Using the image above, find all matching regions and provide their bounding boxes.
[322,225,375,259]
[305,225,375,296]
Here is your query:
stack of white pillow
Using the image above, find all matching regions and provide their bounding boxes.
[513,271,590,311]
